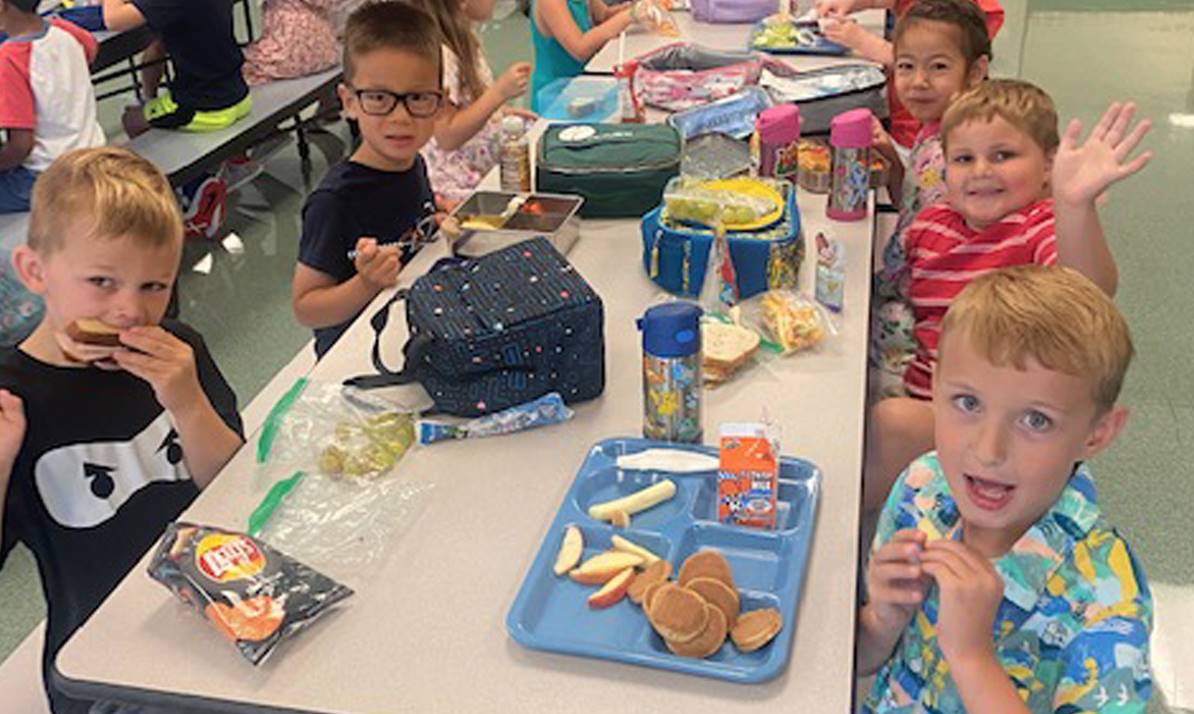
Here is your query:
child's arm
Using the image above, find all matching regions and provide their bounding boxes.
[919,540,1031,714]
[820,18,893,66]
[816,0,895,15]
[109,328,241,488]
[292,238,400,329]
[856,529,929,675]
[539,0,633,64]
[0,389,26,554]
[101,0,147,31]
[434,62,531,152]
[0,129,33,172]
[1051,102,1152,297]
[872,117,905,202]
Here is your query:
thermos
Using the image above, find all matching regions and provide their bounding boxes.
[638,302,703,443]
[827,108,872,221]
[755,104,801,182]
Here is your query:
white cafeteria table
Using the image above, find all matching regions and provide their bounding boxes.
[55,12,887,714]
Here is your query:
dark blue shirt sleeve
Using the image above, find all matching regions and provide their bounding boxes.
[299,190,355,284]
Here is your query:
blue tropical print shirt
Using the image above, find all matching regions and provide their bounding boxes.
[863,452,1153,714]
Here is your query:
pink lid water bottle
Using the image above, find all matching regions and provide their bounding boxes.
[827,108,872,221]
[756,104,801,181]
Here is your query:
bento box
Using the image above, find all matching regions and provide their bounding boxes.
[506,438,821,683]
[449,191,584,257]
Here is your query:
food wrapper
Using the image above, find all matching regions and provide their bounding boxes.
[417,392,573,445]
[632,0,681,36]
[733,290,830,355]
[815,232,844,313]
[148,523,353,665]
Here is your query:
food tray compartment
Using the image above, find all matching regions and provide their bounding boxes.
[749,19,849,56]
[450,191,585,257]
[506,437,821,683]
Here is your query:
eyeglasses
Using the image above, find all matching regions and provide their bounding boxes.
[347,86,443,118]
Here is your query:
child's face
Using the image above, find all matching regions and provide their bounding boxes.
[944,115,1052,230]
[932,330,1125,557]
[16,227,179,351]
[464,0,497,22]
[894,21,985,124]
[340,47,441,172]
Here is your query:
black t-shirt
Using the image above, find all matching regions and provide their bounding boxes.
[299,157,436,357]
[131,0,248,110]
[0,321,242,714]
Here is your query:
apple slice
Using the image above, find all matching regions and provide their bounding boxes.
[552,525,584,576]
[569,551,644,585]
[587,567,635,609]
[610,534,661,565]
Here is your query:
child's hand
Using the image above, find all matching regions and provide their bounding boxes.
[815,0,861,17]
[504,107,538,122]
[0,389,26,473]
[112,326,204,417]
[495,62,532,102]
[919,539,1003,666]
[871,116,899,164]
[1051,101,1152,208]
[353,237,401,289]
[819,16,868,50]
[865,528,929,631]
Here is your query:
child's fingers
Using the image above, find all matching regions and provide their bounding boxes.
[1060,118,1083,149]
[1116,150,1153,181]
[1090,101,1122,143]
[0,389,24,417]
[1112,118,1152,160]
[1104,101,1137,146]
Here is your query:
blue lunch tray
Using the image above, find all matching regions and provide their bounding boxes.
[506,437,821,683]
[749,20,848,56]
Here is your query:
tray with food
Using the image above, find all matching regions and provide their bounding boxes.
[749,18,848,56]
[448,191,584,257]
[506,437,821,683]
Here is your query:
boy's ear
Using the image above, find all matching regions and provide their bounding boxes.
[1081,405,1129,460]
[10,245,48,295]
[337,83,357,120]
[967,55,990,86]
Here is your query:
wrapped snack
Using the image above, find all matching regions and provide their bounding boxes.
[734,290,827,355]
[815,232,844,312]
[417,392,574,445]
[148,523,353,665]
[632,0,681,36]
[318,411,416,481]
[701,318,761,386]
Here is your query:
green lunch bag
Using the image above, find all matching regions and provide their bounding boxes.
[536,124,681,219]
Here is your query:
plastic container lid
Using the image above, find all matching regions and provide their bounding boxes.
[501,116,525,135]
[756,104,801,144]
[830,108,873,148]
[637,302,703,358]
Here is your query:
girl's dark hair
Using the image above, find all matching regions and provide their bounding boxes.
[894,0,993,68]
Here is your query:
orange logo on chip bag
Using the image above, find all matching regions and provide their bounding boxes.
[196,534,266,582]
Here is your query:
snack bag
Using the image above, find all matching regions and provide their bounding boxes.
[718,422,780,528]
[148,523,353,665]
[814,232,844,312]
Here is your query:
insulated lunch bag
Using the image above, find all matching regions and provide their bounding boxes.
[536,124,681,218]
[634,43,765,112]
[346,238,605,417]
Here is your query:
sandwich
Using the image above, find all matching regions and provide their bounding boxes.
[701,321,760,385]
[65,318,123,347]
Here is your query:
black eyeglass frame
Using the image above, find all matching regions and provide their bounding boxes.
[346,85,444,118]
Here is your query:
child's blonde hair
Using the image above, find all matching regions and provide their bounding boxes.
[940,265,1133,414]
[941,79,1059,155]
[407,0,487,102]
[28,147,182,253]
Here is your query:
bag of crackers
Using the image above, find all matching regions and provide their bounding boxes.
[148,522,353,665]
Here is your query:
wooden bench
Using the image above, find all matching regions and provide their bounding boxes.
[125,68,343,187]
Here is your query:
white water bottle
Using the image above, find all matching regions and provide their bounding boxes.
[499,116,531,193]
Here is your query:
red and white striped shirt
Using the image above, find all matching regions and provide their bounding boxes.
[902,199,1057,398]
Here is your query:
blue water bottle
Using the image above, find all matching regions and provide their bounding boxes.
[637,302,703,443]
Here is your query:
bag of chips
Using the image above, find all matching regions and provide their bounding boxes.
[148,522,353,665]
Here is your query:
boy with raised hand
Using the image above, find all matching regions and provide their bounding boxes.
[859,265,1152,713]
[0,0,105,213]
[864,79,1153,512]
[0,147,243,713]
[292,1,441,358]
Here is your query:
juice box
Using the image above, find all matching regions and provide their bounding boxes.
[717,422,780,528]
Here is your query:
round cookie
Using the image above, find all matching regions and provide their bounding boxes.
[628,560,672,605]
[642,580,667,612]
[730,608,783,653]
[686,576,740,628]
[647,584,709,644]
[678,550,734,590]
[665,603,727,659]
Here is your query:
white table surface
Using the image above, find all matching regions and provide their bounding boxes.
[56,14,882,711]
[586,9,888,75]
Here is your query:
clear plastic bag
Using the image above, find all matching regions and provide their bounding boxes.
[251,379,433,584]
[663,177,780,229]
[732,290,836,356]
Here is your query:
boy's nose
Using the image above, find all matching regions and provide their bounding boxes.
[973,419,1008,467]
[109,290,148,327]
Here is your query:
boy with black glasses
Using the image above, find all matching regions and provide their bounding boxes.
[292,1,444,358]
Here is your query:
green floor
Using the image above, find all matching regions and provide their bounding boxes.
[3,1,1192,709]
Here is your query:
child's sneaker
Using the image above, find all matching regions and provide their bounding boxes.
[177,174,228,240]
[219,155,264,194]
